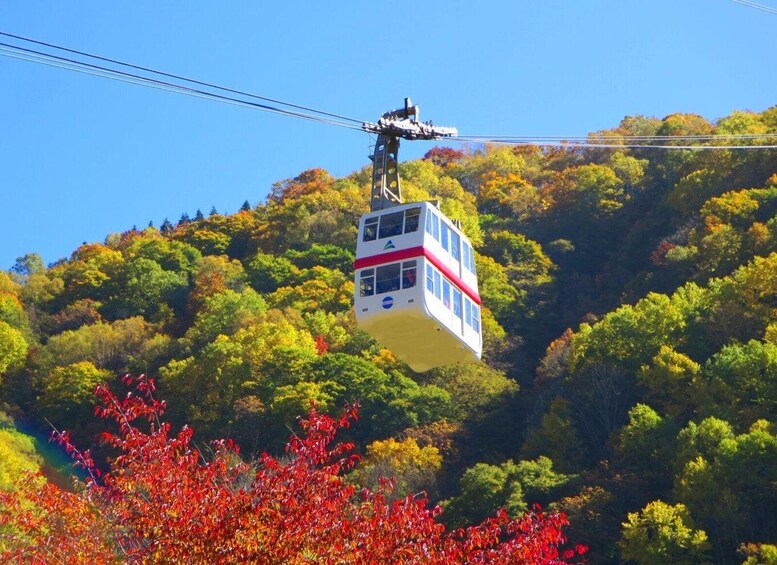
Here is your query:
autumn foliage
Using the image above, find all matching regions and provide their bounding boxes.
[0,375,585,563]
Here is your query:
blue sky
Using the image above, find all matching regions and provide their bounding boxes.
[1,1,776,269]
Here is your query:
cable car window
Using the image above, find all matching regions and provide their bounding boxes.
[472,305,481,333]
[363,217,378,242]
[376,263,401,294]
[453,289,462,318]
[441,223,450,252]
[404,207,421,233]
[426,264,434,292]
[443,279,452,309]
[432,213,440,242]
[465,298,472,327]
[360,269,375,297]
[463,243,476,274]
[402,261,417,289]
[451,231,461,262]
[379,211,404,239]
[425,211,433,235]
[434,271,441,300]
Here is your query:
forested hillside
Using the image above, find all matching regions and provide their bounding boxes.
[2,107,777,562]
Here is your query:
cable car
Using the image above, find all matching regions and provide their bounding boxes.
[354,99,479,371]
[354,201,482,372]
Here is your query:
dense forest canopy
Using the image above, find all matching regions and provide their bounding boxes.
[2,106,777,562]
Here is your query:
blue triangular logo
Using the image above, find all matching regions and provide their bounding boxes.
[383,240,396,250]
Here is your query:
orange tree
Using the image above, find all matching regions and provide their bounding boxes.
[0,375,586,563]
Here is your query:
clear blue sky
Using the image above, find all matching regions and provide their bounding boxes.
[1,1,775,269]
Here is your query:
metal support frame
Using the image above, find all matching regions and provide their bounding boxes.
[369,134,401,211]
[363,99,457,212]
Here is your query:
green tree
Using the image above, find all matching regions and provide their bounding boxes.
[308,353,440,441]
[283,244,354,275]
[571,292,686,375]
[672,418,777,560]
[701,340,777,425]
[184,288,267,348]
[443,462,514,527]
[617,404,676,487]
[0,321,27,377]
[609,151,647,196]
[0,293,29,335]
[474,254,522,324]
[267,267,353,314]
[639,346,701,420]
[245,252,300,293]
[620,500,710,565]
[443,457,572,528]
[521,397,584,472]
[665,169,725,216]
[0,414,41,491]
[37,361,112,424]
[11,253,45,279]
[482,231,554,290]
[19,272,64,308]
[125,235,201,273]
[43,316,157,371]
[107,257,188,320]
[426,363,518,422]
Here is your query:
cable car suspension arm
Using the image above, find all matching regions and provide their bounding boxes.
[362,99,457,212]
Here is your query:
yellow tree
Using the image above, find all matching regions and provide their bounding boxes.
[354,437,443,501]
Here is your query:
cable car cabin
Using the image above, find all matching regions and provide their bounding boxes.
[354,201,482,372]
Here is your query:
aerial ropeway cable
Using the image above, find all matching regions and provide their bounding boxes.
[0,35,365,133]
[0,31,364,126]
[2,31,777,151]
[455,134,777,151]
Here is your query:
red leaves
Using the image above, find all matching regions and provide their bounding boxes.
[315,334,329,355]
[0,376,586,563]
[650,240,677,267]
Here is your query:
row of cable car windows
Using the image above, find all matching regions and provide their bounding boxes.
[424,210,476,276]
[363,207,421,242]
[359,260,418,297]
[424,264,481,334]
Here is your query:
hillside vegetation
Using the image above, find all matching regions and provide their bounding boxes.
[2,107,777,562]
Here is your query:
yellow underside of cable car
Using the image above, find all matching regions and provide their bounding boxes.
[358,309,479,373]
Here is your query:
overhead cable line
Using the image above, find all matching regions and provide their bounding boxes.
[0,42,365,132]
[0,31,364,125]
[455,137,777,150]
[2,32,776,150]
[730,0,777,15]
[455,132,777,150]
[458,134,777,142]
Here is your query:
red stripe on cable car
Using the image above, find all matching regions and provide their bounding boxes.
[354,246,425,269]
[424,249,482,306]
[354,246,482,306]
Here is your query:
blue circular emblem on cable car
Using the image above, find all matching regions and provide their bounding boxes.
[382,296,394,309]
